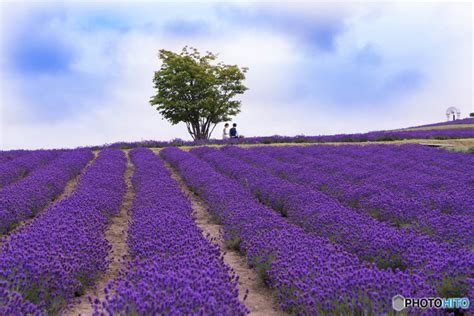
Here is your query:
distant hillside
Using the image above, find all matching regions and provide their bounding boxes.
[404,118,474,131]
[99,120,474,150]
[3,119,473,152]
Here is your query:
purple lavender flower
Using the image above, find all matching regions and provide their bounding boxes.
[0,149,126,314]
[161,147,435,315]
[94,148,248,315]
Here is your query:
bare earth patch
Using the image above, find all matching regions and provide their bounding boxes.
[63,150,134,316]
[162,157,285,316]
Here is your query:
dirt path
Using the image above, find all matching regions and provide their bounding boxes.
[56,151,98,201]
[171,137,474,151]
[0,151,99,247]
[63,150,134,316]
[162,159,285,316]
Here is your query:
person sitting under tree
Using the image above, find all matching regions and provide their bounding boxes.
[230,123,238,138]
[222,123,230,139]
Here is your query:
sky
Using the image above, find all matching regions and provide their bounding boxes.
[0,0,472,149]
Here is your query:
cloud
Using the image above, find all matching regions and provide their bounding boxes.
[385,69,423,95]
[0,1,472,149]
[353,43,382,66]
[294,62,425,107]
[162,19,211,37]
[5,9,74,75]
[0,4,124,123]
[215,3,347,53]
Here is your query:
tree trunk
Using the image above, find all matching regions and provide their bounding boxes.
[190,121,206,140]
[187,118,217,140]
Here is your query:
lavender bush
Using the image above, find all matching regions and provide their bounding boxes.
[0,150,60,188]
[0,149,93,234]
[0,149,126,314]
[161,147,434,315]
[0,140,470,314]
[94,148,248,315]
[191,146,473,301]
[242,144,473,248]
[0,150,29,164]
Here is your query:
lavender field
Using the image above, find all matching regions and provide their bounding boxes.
[0,143,472,315]
[2,0,474,314]
[102,118,474,149]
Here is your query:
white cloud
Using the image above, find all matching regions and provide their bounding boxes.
[0,1,472,149]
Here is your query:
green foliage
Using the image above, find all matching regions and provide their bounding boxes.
[225,236,241,251]
[150,46,248,140]
[361,252,407,272]
[437,275,469,298]
[252,253,275,283]
[374,135,397,141]
[209,212,221,224]
[23,280,64,314]
[75,271,90,296]
[23,281,40,305]
[368,208,381,219]
[272,199,288,217]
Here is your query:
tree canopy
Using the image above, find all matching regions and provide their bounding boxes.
[150,46,248,140]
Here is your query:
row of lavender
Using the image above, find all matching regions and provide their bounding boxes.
[190,146,473,303]
[0,149,94,234]
[0,150,60,188]
[100,125,474,149]
[0,149,126,314]
[94,148,247,315]
[161,147,436,315]
[243,144,473,247]
[0,150,30,164]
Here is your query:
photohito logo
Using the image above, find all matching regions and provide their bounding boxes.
[392,295,470,311]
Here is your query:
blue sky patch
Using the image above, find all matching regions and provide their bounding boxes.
[10,35,74,75]
[162,19,210,37]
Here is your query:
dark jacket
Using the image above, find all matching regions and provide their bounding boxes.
[229,127,238,138]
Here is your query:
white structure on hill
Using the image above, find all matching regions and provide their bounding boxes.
[446,106,461,121]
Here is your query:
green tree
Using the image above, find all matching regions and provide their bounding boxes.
[150,46,248,140]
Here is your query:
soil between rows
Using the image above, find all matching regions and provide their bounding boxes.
[63,150,134,316]
[161,155,285,316]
